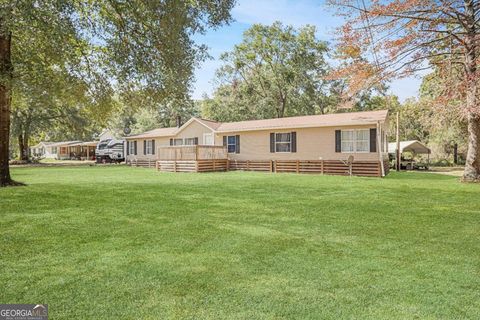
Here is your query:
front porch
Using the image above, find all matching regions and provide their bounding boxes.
[65,142,97,160]
[153,145,386,176]
[157,145,228,172]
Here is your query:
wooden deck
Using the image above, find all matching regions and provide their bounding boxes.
[131,145,389,176]
[157,145,228,173]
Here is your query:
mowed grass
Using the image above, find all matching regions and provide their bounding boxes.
[1,166,479,319]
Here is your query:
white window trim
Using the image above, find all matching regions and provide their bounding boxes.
[173,138,183,146]
[341,129,370,153]
[203,133,214,146]
[275,132,292,153]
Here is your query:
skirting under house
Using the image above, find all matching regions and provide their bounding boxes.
[127,145,389,177]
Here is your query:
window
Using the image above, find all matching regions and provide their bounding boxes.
[173,139,183,146]
[203,133,214,145]
[184,138,196,146]
[356,129,369,152]
[128,141,135,155]
[275,133,291,153]
[227,136,236,153]
[52,147,57,154]
[145,140,153,155]
[341,129,369,152]
[341,130,354,152]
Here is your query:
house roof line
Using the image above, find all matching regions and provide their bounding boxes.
[125,110,389,139]
[214,121,382,133]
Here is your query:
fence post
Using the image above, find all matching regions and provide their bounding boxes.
[296,160,299,173]
[247,160,250,171]
[155,160,159,171]
[226,159,230,172]
[321,159,324,174]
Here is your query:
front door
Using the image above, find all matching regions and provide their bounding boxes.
[203,133,214,145]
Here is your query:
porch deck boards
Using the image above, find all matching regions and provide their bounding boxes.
[153,159,385,177]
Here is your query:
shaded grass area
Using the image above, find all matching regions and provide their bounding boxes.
[1,166,479,319]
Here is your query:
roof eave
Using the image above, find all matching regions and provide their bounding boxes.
[215,119,386,134]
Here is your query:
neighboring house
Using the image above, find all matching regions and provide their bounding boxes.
[125,110,390,176]
[98,129,116,141]
[30,142,56,158]
[30,141,82,160]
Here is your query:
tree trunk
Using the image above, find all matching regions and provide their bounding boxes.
[277,94,286,118]
[17,133,29,161]
[0,26,13,186]
[23,135,29,161]
[18,134,24,160]
[463,114,480,181]
[462,0,480,182]
[453,143,458,165]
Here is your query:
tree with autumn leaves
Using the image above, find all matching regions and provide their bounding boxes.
[329,0,480,181]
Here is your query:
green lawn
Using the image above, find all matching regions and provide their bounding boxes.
[1,166,479,319]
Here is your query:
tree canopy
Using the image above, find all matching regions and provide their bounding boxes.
[203,22,332,121]
[0,0,235,186]
[329,0,480,181]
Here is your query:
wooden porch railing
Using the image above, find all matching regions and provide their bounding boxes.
[157,145,227,161]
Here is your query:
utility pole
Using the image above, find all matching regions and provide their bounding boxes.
[396,112,400,171]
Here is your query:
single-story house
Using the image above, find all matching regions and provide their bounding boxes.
[125,110,390,177]
[30,142,56,158]
[29,129,116,160]
[30,141,83,160]
[67,141,98,160]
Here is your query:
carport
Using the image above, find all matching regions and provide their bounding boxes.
[388,140,431,170]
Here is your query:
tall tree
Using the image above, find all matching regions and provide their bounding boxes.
[329,0,480,181]
[214,22,331,119]
[0,0,234,186]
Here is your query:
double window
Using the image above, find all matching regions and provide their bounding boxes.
[341,129,369,153]
[173,139,183,146]
[270,132,296,153]
[184,138,196,146]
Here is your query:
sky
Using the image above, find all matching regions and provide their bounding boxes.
[192,0,423,102]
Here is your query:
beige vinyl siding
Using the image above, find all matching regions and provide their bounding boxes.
[125,137,170,161]
[175,120,214,142]
[214,125,383,161]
